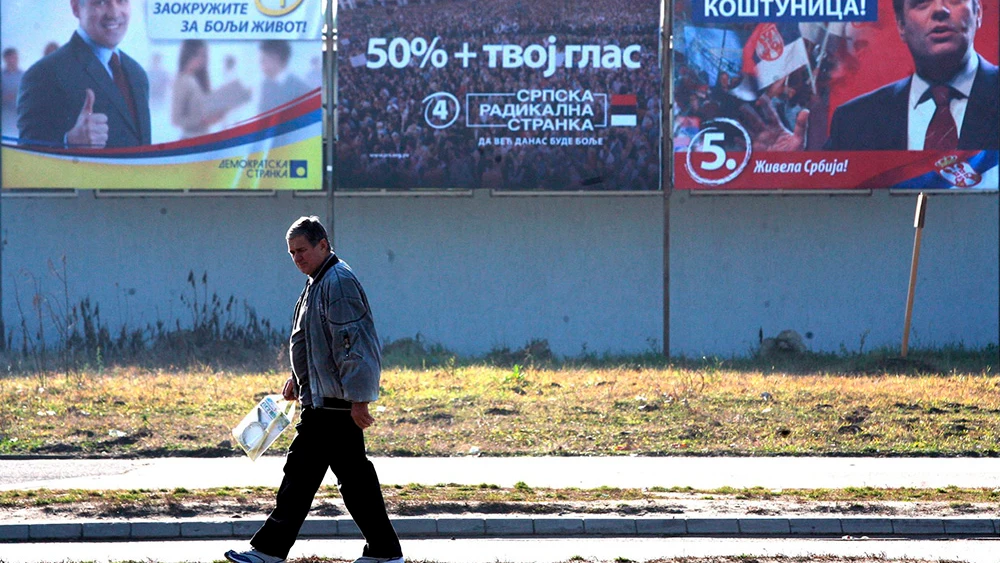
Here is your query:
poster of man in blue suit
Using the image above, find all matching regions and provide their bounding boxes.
[825,0,998,151]
[16,0,151,149]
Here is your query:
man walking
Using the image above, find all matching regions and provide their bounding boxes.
[226,216,403,563]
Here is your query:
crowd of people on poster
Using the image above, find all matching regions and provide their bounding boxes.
[336,0,662,191]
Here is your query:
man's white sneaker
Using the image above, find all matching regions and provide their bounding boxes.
[224,549,285,563]
[353,556,404,563]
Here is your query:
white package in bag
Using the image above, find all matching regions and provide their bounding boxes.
[232,394,296,461]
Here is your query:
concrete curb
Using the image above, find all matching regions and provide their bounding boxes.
[2,517,998,542]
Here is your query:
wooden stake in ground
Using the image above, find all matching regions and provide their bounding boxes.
[902,193,928,358]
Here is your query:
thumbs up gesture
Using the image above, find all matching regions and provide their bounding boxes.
[65,89,109,148]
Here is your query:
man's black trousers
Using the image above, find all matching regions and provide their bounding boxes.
[251,406,402,559]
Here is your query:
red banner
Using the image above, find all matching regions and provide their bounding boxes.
[674,150,996,191]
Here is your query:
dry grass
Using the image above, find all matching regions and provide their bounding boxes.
[369,366,1000,457]
[0,365,998,457]
[2,483,998,517]
[0,369,282,455]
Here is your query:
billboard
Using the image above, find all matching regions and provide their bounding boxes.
[672,0,999,191]
[336,0,662,191]
[1,0,324,190]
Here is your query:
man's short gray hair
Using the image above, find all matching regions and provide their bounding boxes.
[286,216,329,247]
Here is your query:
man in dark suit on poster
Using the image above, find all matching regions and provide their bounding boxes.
[825,0,999,151]
[17,0,150,149]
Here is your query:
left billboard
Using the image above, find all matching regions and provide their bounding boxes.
[1,0,324,190]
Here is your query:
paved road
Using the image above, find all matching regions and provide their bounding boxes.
[3,537,1000,563]
[3,456,1000,491]
[3,456,998,559]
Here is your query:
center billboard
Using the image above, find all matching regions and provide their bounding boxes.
[335,0,662,191]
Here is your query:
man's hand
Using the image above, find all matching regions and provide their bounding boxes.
[66,89,109,148]
[282,377,298,401]
[739,95,809,152]
[351,402,375,430]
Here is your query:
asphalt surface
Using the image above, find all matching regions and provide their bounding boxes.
[4,538,1000,563]
[4,455,1000,490]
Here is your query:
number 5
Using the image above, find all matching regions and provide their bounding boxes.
[699,131,726,171]
[367,38,388,69]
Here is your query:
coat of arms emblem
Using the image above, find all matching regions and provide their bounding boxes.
[935,155,981,188]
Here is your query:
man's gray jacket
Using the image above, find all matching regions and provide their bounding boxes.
[292,253,382,405]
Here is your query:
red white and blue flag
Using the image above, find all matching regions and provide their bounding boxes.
[611,94,638,127]
[741,22,809,90]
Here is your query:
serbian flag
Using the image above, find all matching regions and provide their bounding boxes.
[611,94,637,127]
[742,22,809,90]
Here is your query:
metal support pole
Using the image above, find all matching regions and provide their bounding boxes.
[663,192,670,358]
[325,0,337,249]
[0,149,5,350]
[661,0,671,358]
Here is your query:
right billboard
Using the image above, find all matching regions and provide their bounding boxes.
[672,0,999,191]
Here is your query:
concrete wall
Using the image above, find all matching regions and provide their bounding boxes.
[669,190,999,356]
[1,189,997,358]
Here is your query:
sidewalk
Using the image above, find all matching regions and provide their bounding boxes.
[4,455,1000,490]
[1,456,999,542]
[3,514,998,542]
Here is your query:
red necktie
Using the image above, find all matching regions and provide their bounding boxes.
[923,85,958,150]
[110,52,138,124]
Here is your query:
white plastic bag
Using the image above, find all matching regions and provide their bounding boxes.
[232,394,296,461]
